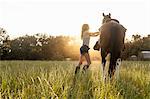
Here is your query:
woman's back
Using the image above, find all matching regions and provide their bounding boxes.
[82,30,90,47]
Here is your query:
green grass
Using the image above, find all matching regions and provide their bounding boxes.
[0,61,150,99]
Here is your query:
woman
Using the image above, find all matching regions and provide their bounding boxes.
[75,24,99,74]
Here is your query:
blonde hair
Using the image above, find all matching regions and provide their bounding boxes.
[81,24,89,39]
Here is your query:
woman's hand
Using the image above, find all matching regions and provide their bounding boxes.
[94,32,100,36]
[89,32,100,37]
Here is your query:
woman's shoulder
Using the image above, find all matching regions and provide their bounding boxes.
[83,30,89,33]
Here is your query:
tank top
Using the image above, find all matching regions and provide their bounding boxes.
[82,30,90,47]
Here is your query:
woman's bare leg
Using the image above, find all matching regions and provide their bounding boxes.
[77,55,84,66]
[84,53,91,65]
[83,53,91,71]
[75,55,84,74]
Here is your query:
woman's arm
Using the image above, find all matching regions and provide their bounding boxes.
[88,32,100,37]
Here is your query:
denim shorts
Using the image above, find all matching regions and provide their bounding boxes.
[80,45,90,55]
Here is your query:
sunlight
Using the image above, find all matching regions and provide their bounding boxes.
[0,0,149,39]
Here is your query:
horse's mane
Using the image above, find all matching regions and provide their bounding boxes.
[100,19,126,34]
[111,19,119,23]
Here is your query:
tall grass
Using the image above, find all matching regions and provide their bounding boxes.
[0,61,150,99]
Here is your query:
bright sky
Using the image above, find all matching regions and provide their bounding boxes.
[0,0,150,40]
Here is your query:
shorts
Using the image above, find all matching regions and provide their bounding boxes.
[80,45,90,55]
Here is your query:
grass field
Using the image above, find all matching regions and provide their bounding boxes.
[0,61,150,99]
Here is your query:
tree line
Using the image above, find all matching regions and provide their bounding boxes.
[122,34,150,60]
[0,34,79,60]
[0,28,150,60]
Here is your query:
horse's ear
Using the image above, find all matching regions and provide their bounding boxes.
[109,13,111,17]
[102,13,105,16]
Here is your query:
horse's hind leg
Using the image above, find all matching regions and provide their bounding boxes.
[108,57,116,79]
[101,48,107,68]
[116,58,121,80]
[108,52,120,79]
[100,48,107,81]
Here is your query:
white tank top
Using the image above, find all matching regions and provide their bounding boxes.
[82,31,90,47]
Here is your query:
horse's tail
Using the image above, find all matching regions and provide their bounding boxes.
[110,26,118,54]
[109,26,119,77]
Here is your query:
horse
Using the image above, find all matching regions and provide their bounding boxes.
[99,13,126,80]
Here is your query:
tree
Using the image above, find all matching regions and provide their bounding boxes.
[9,35,40,60]
[0,27,11,59]
[6,34,74,60]
[122,35,150,60]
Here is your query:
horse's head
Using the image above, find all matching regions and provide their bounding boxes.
[102,13,111,24]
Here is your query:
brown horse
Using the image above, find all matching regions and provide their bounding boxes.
[99,13,126,79]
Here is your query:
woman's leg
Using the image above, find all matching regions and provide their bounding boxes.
[84,53,91,65]
[75,55,84,74]
[83,53,91,70]
[77,55,84,66]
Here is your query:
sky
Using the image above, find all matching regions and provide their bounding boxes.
[0,0,150,40]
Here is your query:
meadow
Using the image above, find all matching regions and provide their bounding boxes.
[0,61,150,99]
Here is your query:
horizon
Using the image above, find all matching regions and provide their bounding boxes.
[0,0,150,40]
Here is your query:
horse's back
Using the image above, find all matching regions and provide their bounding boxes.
[100,21,126,51]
